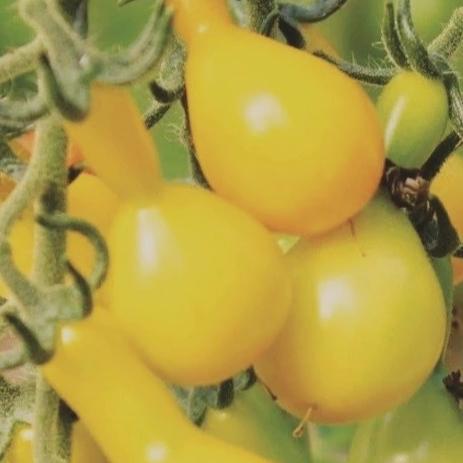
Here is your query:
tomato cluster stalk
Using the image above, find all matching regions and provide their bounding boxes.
[0,1,462,463]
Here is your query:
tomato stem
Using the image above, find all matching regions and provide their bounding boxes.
[0,39,42,85]
[279,0,348,24]
[429,7,463,60]
[0,344,27,370]
[422,131,462,181]
[180,94,210,188]
[312,50,395,86]
[381,1,408,69]
[238,0,276,32]
[395,0,440,78]
[30,116,70,463]
[96,0,173,85]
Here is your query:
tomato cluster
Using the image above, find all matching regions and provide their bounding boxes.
[2,0,463,463]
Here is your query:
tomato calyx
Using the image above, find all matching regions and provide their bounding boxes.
[172,368,258,425]
[279,0,348,24]
[383,161,429,210]
[258,0,347,50]
[383,163,460,258]
[382,131,463,258]
[443,370,463,402]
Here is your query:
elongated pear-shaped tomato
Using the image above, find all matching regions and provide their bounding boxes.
[167,0,384,235]
[64,85,291,386]
[42,310,273,463]
[109,183,291,386]
[255,193,446,423]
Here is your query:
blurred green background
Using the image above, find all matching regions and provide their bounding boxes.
[0,1,462,462]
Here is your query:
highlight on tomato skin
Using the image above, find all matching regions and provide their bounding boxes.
[170,0,385,236]
[255,193,447,424]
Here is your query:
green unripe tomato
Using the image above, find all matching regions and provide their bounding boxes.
[348,370,463,463]
[202,383,309,463]
[377,72,448,168]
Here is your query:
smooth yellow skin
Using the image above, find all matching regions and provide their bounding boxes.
[5,422,107,463]
[108,182,291,386]
[255,193,446,424]
[169,0,384,235]
[42,310,273,463]
[431,151,463,284]
[0,174,119,301]
[65,85,161,200]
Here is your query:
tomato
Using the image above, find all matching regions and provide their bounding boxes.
[348,369,463,462]
[42,309,272,463]
[108,182,291,386]
[255,193,446,424]
[9,131,84,167]
[0,173,119,301]
[167,0,384,236]
[63,84,292,386]
[64,85,161,200]
[376,72,448,168]
[202,383,309,463]
[5,422,107,463]
[431,150,463,284]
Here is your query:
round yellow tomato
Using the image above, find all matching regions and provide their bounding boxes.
[255,193,446,424]
[169,0,384,235]
[431,150,463,284]
[108,182,291,386]
[5,422,107,463]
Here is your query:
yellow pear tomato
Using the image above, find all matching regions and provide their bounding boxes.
[167,0,384,236]
[255,193,446,424]
[108,182,291,386]
[42,309,272,463]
